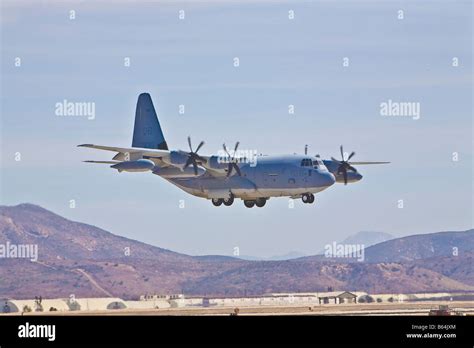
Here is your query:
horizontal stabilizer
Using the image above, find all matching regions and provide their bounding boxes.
[78,144,169,157]
[83,160,119,164]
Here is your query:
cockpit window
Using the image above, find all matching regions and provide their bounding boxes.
[313,159,324,167]
[300,159,312,167]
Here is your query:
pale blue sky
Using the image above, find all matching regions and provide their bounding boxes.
[1,0,472,257]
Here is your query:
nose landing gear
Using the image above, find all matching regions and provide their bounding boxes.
[302,193,315,204]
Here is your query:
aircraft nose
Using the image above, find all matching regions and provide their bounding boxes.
[325,172,336,186]
[355,172,363,181]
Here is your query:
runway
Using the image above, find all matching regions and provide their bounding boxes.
[5,301,474,316]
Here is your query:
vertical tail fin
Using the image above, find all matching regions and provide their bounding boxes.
[132,93,168,150]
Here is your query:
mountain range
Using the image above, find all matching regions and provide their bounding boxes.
[0,203,472,299]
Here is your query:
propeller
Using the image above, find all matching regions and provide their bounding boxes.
[331,145,358,185]
[183,136,206,175]
[223,142,242,177]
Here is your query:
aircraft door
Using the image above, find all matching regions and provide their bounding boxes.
[288,167,299,187]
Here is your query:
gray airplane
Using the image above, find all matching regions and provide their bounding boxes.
[79,93,389,208]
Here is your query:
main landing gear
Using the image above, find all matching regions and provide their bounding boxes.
[212,194,268,208]
[244,198,267,208]
[302,193,315,204]
[223,195,234,206]
[212,198,223,206]
[212,194,235,207]
[244,200,255,208]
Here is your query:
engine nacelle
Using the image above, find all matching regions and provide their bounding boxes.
[111,159,155,172]
[333,171,363,183]
[168,151,189,166]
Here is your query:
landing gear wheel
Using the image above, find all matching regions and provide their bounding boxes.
[308,193,315,204]
[212,198,224,207]
[244,200,255,208]
[302,194,310,204]
[223,194,234,206]
[255,198,266,207]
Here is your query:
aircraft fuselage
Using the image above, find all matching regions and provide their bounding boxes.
[161,154,336,200]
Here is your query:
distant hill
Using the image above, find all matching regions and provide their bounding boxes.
[0,204,246,298]
[410,252,474,286]
[1,204,473,299]
[316,231,394,255]
[182,257,473,296]
[340,231,394,248]
[0,203,191,263]
[364,230,474,263]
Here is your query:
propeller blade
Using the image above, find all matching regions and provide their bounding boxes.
[226,163,233,177]
[195,141,205,153]
[233,163,242,176]
[234,141,240,153]
[343,169,348,185]
[183,157,193,169]
[224,141,241,176]
[182,136,206,174]
[331,157,340,163]
[223,144,231,157]
[340,145,344,161]
[187,136,193,152]
[347,151,356,161]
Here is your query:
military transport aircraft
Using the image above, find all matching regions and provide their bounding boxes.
[79,93,389,208]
